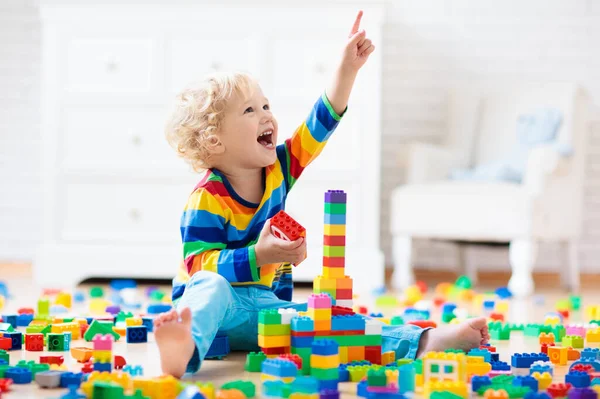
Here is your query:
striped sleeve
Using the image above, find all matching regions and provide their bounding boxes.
[181,188,260,283]
[276,92,345,191]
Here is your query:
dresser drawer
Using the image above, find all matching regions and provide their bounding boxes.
[59,181,192,244]
[61,105,183,172]
[65,37,155,93]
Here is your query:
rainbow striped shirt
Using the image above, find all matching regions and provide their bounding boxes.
[172,93,344,301]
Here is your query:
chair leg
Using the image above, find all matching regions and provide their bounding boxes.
[508,239,537,298]
[567,240,581,293]
[392,235,414,291]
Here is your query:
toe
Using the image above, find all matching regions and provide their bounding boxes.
[468,316,488,330]
[180,307,192,325]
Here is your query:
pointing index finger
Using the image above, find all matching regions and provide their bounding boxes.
[350,10,363,35]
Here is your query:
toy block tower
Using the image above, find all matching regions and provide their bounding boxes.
[314,190,353,308]
[310,339,339,391]
[308,294,332,332]
[92,334,113,372]
[258,309,297,358]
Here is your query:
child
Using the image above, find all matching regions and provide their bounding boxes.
[155,11,490,378]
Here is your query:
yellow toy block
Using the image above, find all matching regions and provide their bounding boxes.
[586,305,600,322]
[386,369,399,384]
[93,350,112,363]
[494,300,509,314]
[132,378,160,399]
[261,375,295,383]
[404,286,422,305]
[593,385,600,396]
[324,224,345,236]
[195,382,215,399]
[154,375,179,399]
[466,357,491,376]
[424,381,468,399]
[310,354,339,369]
[71,347,93,363]
[339,346,348,363]
[307,308,332,321]
[544,315,560,325]
[314,276,336,290]
[55,292,72,309]
[531,372,552,390]
[586,328,600,343]
[126,317,142,327]
[382,351,395,366]
[89,298,109,315]
[258,334,290,348]
[337,277,353,290]
[416,374,423,388]
[50,364,67,371]
[323,267,345,279]
[422,352,467,382]
[290,394,319,399]
[548,346,568,365]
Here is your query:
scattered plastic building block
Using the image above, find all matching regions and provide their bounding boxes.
[271,210,306,241]
[245,352,266,372]
[60,372,83,388]
[566,371,592,388]
[126,326,148,344]
[490,361,511,371]
[60,385,86,399]
[513,375,539,392]
[530,361,553,376]
[563,335,585,349]
[548,347,569,365]
[146,303,172,315]
[221,380,255,398]
[511,353,550,368]
[547,383,573,398]
[35,370,64,388]
[567,388,597,399]
[5,367,33,384]
[3,331,22,350]
[206,335,230,360]
[48,333,70,351]
[25,333,44,351]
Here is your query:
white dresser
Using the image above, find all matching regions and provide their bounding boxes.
[35,0,385,294]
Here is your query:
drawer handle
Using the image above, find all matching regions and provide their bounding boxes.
[129,208,141,221]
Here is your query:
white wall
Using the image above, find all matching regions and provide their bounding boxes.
[1,0,599,273]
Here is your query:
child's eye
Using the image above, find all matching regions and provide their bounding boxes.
[263,104,270,111]
[244,107,253,114]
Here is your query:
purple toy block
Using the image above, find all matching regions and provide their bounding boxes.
[320,389,341,399]
[324,190,347,204]
[568,388,598,399]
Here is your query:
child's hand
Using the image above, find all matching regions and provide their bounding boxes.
[255,220,307,266]
[341,10,375,72]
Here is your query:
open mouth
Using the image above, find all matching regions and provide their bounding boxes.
[257,130,274,149]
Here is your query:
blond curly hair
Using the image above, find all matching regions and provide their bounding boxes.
[165,71,256,171]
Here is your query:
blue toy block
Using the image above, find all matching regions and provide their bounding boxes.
[511,353,549,368]
[141,316,153,333]
[311,340,338,356]
[126,326,147,344]
[338,365,349,382]
[491,361,511,371]
[290,376,319,394]
[262,359,298,378]
[483,300,495,310]
[5,367,32,384]
[93,362,112,372]
[60,372,83,388]
[74,291,85,303]
[177,385,207,399]
[4,331,22,350]
[398,363,415,394]
[491,353,500,362]
[530,363,553,376]
[263,380,290,398]
[357,380,369,398]
[109,279,137,291]
[146,303,172,315]
[16,314,33,327]
[567,388,598,399]
[524,392,552,399]
[291,317,314,332]
[331,315,366,331]
[291,336,315,348]
[442,303,457,314]
[320,389,341,399]
[122,365,144,376]
[472,376,492,392]
[495,287,513,299]
[324,213,346,225]
[403,308,430,321]
[206,334,230,360]
[0,282,10,299]
[513,375,539,392]
[566,371,592,388]
[582,348,600,361]
[469,348,491,362]
[50,305,68,314]
[318,379,338,391]
[60,385,86,399]
[1,314,17,329]
[368,392,406,399]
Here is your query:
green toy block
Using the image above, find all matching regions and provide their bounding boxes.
[62,318,74,323]
[556,299,570,310]
[83,320,120,342]
[390,316,404,325]
[455,275,472,289]
[0,365,9,378]
[490,326,510,340]
[0,350,8,364]
[506,323,524,331]
[116,311,134,323]
[26,325,44,334]
[396,359,413,367]
[551,325,566,340]
[444,349,465,354]
[244,352,266,372]
[37,298,50,317]
[93,381,124,398]
[40,324,52,337]
[310,367,339,380]
[221,380,256,398]
[0,323,14,332]
[324,202,346,214]
[89,286,104,298]
[48,333,68,351]
[291,347,312,375]
[488,321,503,330]
[431,392,464,399]
[367,369,387,387]
[491,375,514,385]
[314,334,381,347]
[524,324,551,337]
[149,290,165,302]
[376,296,398,308]
[562,335,584,349]
[570,295,581,311]
[323,246,345,257]
[16,360,49,377]
[442,312,456,323]
[413,359,422,374]
[313,288,336,299]
[258,324,290,336]
[478,385,530,398]
[258,309,282,325]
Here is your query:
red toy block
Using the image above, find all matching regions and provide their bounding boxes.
[42,289,62,295]
[572,364,593,373]
[433,297,445,307]
[489,312,504,322]
[114,355,127,370]
[479,345,497,353]
[331,306,355,316]
[262,347,290,356]
[547,383,572,398]
[416,281,428,293]
[270,210,305,241]
[278,354,302,371]
[291,331,316,337]
[17,308,34,315]
[0,378,12,392]
[558,309,570,319]
[39,356,64,366]
[408,320,437,329]
[0,339,11,351]
[541,343,555,355]
[365,346,382,365]
[358,306,368,315]
[322,257,345,267]
[336,289,353,300]
[25,334,44,351]
[81,361,94,374]
[323,235,346,246]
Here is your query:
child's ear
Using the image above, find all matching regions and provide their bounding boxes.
[205,135,225,155]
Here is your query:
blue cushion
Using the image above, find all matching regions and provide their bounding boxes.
[449,108,563,183]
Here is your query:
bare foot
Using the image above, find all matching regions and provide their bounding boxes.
[154,308,196,378]
[417,317,490,357]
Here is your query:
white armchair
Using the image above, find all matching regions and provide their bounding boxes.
[390,83,590,297]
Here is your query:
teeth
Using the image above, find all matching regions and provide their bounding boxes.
[259,130,273,137]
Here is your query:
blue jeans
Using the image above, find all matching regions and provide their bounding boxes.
[175,271,429,373]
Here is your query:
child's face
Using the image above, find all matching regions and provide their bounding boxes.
[218,82,278,169]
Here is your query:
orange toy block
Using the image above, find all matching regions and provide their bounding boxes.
[382,351,395,366]
[217,389,246,399]
[539,332,555,345]
[567,347,581,361]
[71,347,93,363]
[484,389,509,399]
[347,346,365,362]
[313,320,332,331]
[548,346,568,365]
[337,277,353,290]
